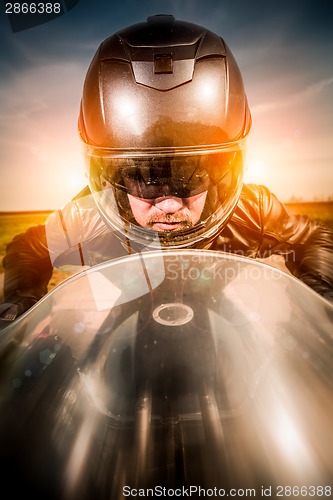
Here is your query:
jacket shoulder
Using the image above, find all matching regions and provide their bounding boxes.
[233,183,322,246]
[45,186,110,264]
[234,183,295,233]
[230,183,264,232]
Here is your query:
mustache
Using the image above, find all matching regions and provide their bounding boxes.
[147,213,193,228]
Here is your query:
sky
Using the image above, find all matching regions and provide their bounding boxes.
[0,0,332,211]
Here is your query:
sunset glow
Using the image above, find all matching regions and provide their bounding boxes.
[0,1,332,210]
[243,154,266,185]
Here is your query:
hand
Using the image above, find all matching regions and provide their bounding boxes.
[0,296,37,322]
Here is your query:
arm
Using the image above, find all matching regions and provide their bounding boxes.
[1,224,53,320]
[1,187,94,320]
[283,222,333,299]
[1,187,111,321]
[258,185,333,299]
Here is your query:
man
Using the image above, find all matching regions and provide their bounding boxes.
[1,14,333,321]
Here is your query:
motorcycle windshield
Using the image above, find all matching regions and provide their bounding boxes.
[0,250,332,497]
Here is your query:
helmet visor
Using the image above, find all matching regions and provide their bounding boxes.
[93,153,236,199]
[86,145,245,248]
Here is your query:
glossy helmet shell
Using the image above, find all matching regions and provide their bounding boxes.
[79,15,251,248]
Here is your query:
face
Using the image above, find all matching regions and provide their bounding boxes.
[127,192,207,231]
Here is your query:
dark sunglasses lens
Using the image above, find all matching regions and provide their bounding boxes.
[123,164,210,198]
[98,153,236,199]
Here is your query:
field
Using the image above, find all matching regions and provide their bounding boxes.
[0,201,333,297]
[284,201,333,229]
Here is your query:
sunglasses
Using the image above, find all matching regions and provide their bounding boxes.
[94,152,239,200]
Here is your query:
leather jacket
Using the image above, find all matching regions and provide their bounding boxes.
[2,183,333,318]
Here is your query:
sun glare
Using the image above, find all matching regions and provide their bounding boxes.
[65,172,86,192]
[244,155,266,184]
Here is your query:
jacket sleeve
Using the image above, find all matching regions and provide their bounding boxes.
[2,224,53,313]
[1,186,94,309]
[1,187,110,321]
[258,185,333,298]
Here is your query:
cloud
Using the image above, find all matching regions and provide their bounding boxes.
[0,59,84,124]
[1,0,332,207]
[251,76,333,115]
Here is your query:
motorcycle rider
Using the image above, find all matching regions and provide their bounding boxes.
[1,14,333,321]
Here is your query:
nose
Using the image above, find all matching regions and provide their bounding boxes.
[154,196,184,213]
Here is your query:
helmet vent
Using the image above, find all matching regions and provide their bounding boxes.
[131,59,194,90]
[154,53,173,74]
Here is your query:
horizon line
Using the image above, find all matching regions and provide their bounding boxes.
[1,198,333,215]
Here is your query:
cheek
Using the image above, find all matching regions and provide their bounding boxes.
[127,195,152,225]
[189,192,207,216]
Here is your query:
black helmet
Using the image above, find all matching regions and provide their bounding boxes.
[79,15,251,248]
